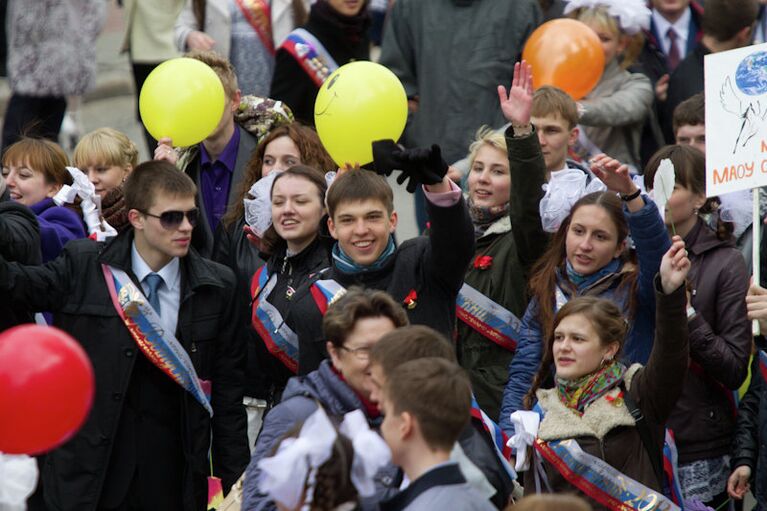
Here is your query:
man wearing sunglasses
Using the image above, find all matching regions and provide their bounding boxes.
[0,160,249,511]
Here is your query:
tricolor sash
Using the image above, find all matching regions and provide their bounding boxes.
[234,0,274,54]
[250,266,299,373]
[662,430,684,507]
[280,28,339,87]
[310,279,347,316]
[457,283,521,352]
[759,350,767,384]
[470,396,516,480]
[534,438,680,511]
[101,265,213,416]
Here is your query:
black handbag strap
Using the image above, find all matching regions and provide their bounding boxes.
[619,381,664,487]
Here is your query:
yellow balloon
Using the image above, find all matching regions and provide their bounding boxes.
[314,61,407,166]
[139,58,226,147]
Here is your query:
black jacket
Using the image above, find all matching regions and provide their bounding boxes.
[0,194,41,330]
[270,5,370,124]
[1,231,249,511]
[291,193,475,374]
[660,42,709,143]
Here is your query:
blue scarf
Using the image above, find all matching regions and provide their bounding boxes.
[566,260,588,286]
[332,236,396,274]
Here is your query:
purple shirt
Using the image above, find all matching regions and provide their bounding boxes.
[199,127,240,232]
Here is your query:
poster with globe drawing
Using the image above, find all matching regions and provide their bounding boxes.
[704,43,767,197]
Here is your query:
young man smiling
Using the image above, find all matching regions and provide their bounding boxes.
[291,154,475,374]
[0,161,249,511]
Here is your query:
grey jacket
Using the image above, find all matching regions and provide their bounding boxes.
[379,0,541,163]
[579,61,654,170]
[241,361,400,511]
[380,463,495,511]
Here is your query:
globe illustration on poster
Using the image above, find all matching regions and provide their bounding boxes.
[735,51,767,96]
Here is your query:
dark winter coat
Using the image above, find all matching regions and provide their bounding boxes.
[290,192,475,374]
[0,195,41,330]
[457,127,547,421]
[660,42,709,143]
[667,219,751,463]
[270,4,370,124]
[0,231,249,511]
[523,281,689,509]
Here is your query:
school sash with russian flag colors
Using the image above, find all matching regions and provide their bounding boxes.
[470,396,516,479]
[234,0,274,54]
[281,28,339,87]
[662,430,684,507]
[250,266,299,374]
[534,438,680,511]
[759,350,767,384]
[310,279,347,316]
[457,283,521,352]
[101,265,213,416]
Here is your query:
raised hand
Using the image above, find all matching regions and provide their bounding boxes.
[372,141,448,194]
[589,153,637,196]
[659,236,690,295]
[497,61,534,126]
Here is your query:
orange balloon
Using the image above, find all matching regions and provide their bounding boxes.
[522,19,605,100]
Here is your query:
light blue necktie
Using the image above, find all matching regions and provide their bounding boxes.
[143,273,163,315]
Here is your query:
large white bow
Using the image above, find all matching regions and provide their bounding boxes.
[0,453,38,511]
[244,171,281,238]
[52,167,117,241]
[563,0,651,35]
[506,411,540,472]
[339,409,391,497]
[257,407,337,510]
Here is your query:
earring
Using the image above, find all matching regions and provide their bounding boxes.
[693,207,699,215]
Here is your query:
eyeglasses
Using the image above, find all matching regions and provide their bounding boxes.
[139,208,200,230]
[339,345,372,360]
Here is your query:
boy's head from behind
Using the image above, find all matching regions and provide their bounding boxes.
[368,325,455,405]
[380,358,471,466]
[326,170,397,266]
[531,86,580,175]
[673,92,705,154]
[701,0,758,47]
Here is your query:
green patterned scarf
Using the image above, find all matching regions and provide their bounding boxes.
[556,361,626,415]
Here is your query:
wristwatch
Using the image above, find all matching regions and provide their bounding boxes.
[620,188,642,202]
[686,306,697,320]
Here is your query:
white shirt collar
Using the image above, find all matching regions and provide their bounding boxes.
[652,7,691,53]
[131,241,181,292]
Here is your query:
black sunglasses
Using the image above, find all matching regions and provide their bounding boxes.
[139,208,200,230]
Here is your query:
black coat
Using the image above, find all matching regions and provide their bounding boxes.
[0,231,249,511]
[660,42,709,143]
[0,193,41,330]
[270,6,370,124]
[290,193,475,374]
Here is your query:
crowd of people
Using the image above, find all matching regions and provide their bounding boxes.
[2,0,767,510]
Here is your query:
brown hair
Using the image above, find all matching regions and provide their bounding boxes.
[323,287,409,348]
[672,92,705,135]
[527,191,636,347]
[260,164,328,256]
[370,325,456,378]
[3,138,71,187]
[326,170,394,219]
[570,5,645,68]
[223,123,335,228]
[272,419,358,511]
[532,86,579,129]
[123,160,197,213]
[73,127,139,170]
[385,358,472,451]
[643,144,732,240]
[702,0,759,42]
[524,296,627,409]
[509,494,593,511]
[184,49,239,98]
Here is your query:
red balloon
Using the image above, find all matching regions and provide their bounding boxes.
[0,325,94,454]
[522,19,605,100]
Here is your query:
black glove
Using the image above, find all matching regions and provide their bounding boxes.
[372,140,448,193]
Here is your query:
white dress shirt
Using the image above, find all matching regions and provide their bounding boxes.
[131,242,181,336]
[652,7,691,58]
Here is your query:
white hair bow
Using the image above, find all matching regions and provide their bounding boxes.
[339,409,391,497]
[244,171,280,238]
[563,0,651,35]
[0,453,38,511]
[506,411,540,472]
[52,167,117,241]
[257,407,338,510]
[540,169,606,233]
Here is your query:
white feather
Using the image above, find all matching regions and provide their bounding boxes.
[653,158,676,216]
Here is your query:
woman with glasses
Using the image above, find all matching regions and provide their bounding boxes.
[2,137,86,262]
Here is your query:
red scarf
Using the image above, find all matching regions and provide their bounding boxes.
[330,365,380,419]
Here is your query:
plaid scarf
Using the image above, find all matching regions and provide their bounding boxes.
[556,361,626,415]
[467,197,510,238]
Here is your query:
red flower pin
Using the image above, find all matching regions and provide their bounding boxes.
[474,255,493,270]
[403,289,417,310]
